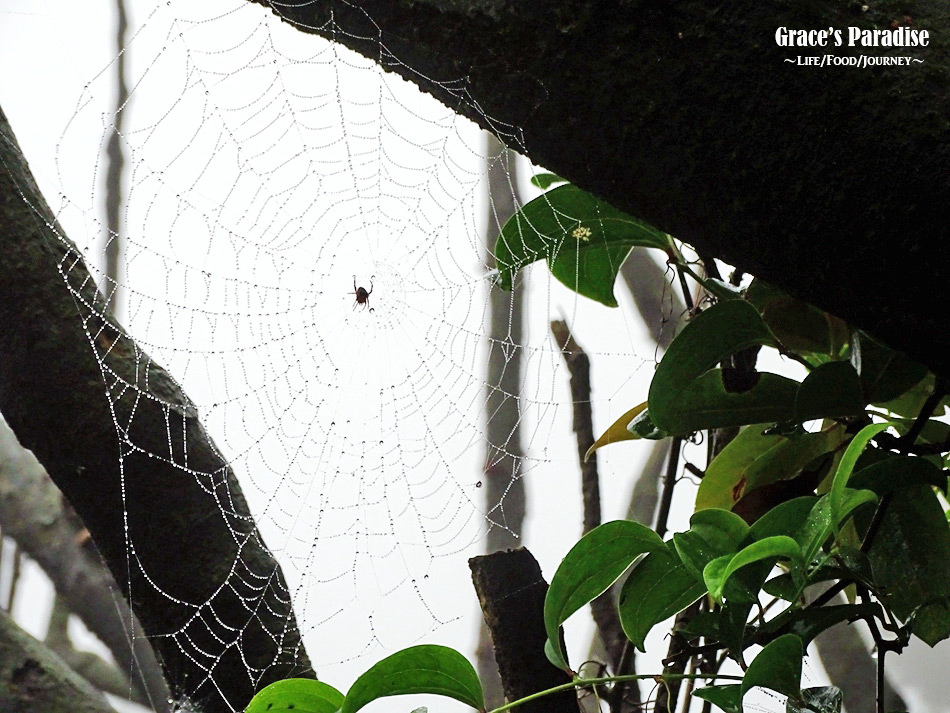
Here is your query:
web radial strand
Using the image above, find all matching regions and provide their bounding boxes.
[44,0,653,690]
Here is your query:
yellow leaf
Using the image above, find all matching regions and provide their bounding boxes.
[585,401,648,462]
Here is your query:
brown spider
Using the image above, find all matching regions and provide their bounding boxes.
[353,275,374,310]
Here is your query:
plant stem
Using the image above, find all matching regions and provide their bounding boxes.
[487,673,743,713]
[655,437,682,539]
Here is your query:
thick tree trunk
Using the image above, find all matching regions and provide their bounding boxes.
[0,105,311,713]
[250,0,950,377]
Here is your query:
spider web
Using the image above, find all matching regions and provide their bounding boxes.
[0,0,672,708]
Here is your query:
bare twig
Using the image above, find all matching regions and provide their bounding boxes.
[551,320,626,670]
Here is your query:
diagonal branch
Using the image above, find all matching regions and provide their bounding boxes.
[0,104,310,713]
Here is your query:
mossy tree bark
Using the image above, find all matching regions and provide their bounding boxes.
[250,0,950,376]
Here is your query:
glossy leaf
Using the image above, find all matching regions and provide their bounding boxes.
[704,537,803,603]
[649,300,799,435]
[545,521,665,665]
[698,426,845,511]
[795,361,865,422]
[757,602,880,647]
[799,490,877,566]
[340,645,484,713]
[741,634,803,699]
[586,402,648,460]
[674,510,749,583]
[692,684,742,713]
[788,686,842,713]
[492,184,672,305]
[659,369,801,436]
[548,243,633,307]
[749,496,820,541]
[530,173,567,189]
[245,679,345,713]
[860,485,950,646]
[829,423,889,531]
[618,549,706,651]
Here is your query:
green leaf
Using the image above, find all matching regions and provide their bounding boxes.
[697,425,846,511]
[828,423,889,532]
[860,485,950,646]
[618,549,706,651]
[788,687,843,713]
[492,184,672,305]
[689,509,750,554]
[795,361,865,422]
[852,332,929,405]
[545,521,666,665]
[659,370,801,436]
[649,300,801,435]
[704,537,803,603]
[245,680,345,713]
[745,281,845,357]
[586,402,648,460]
[530,173,567,189]
[692,684,742,713]
[673,510,749,583]
[340,645,484,713]
[876,372,944,419]
[757,603,881,647]
[741,634,803,699]
[851,455,947,496]
[749,497,820,542]
[548,244,632,307]
[798,490,877,566]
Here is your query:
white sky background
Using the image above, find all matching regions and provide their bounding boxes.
[0,2,943,712]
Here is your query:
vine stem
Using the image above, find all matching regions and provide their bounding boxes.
[487,673,742,713]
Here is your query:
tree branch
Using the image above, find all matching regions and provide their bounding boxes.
[470,549,580,713]
[0,104,310,713]
[248,0,950,378]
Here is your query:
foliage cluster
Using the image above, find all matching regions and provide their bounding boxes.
[246,178,950,713]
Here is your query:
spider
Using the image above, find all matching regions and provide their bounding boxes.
[353,275,374,310]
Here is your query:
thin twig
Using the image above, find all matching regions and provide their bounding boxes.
[552,319,626,669]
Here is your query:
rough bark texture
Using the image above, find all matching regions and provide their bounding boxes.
[0,609,116,713]
[0,105,311,713]
[470,549,580,713]
[250,0,950,377]
[0,417,170,711]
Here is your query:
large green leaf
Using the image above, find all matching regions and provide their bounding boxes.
[698,426,846,511]
[660,370,801,436]
[704,537,804,603]
[741,634,803,699]
[649,300,800,435]
[756,603,880,647]
[492,184,672,305]
[795,361,865,422]
[861,485,950,646]
[245,679,345,713]
[340,645,484,713]
[544,520,665,667]
[618,549,706,651]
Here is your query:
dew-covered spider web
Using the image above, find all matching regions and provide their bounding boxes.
[0,0,692,708]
